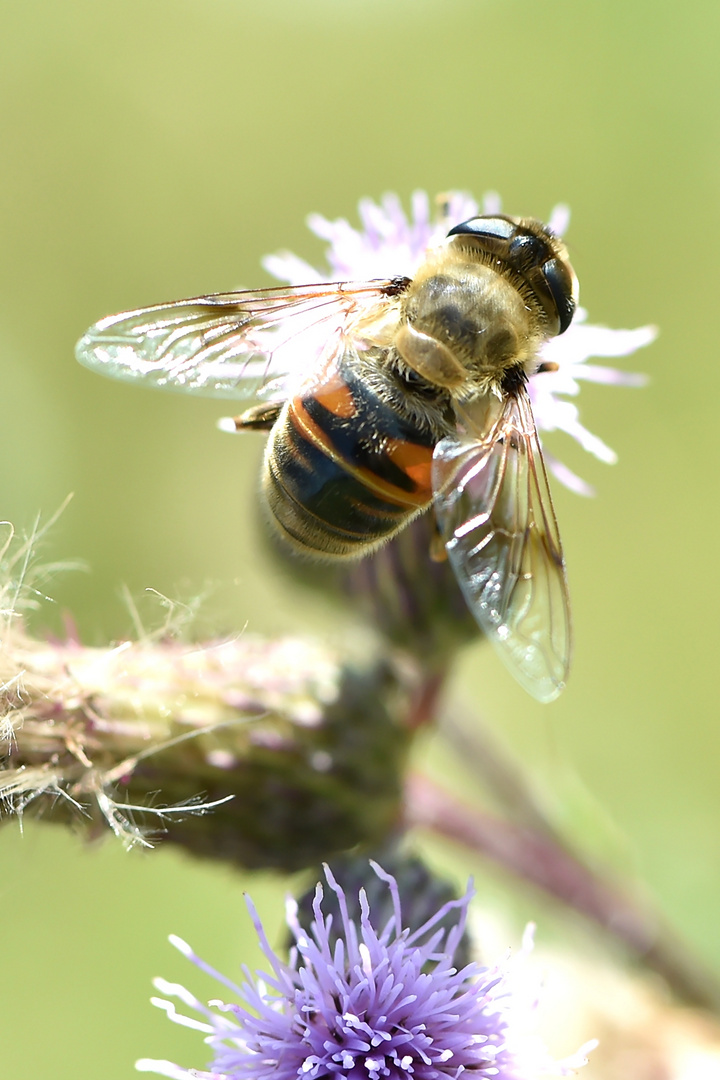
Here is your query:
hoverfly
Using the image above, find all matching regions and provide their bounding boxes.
[76,213,578,702]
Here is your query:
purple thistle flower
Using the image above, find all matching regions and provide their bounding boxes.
[136,865,594,1080]
[263,190,656,496]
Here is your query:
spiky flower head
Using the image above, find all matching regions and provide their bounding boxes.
[136,864,593,1080]
[263,190,655,496]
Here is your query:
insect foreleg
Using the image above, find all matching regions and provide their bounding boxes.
[221,403,283,432]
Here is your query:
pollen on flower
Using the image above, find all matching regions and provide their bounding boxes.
[263,190,656,495]
[136,863,593,1080]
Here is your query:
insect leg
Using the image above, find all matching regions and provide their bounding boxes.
[220,403,283,432]
[429,513,448,563]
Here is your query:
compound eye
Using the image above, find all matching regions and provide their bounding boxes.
[508,232,547,267]
[541,258,577,334]
[447,215,516,241]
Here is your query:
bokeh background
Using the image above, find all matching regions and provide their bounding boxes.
[2,1,719,1076]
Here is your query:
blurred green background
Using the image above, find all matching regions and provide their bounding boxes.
[2,0,720,1075]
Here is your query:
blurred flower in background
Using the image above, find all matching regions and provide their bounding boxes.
[512,934,720,1079]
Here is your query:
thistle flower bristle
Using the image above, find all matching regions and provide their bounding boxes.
[291,849,473,969]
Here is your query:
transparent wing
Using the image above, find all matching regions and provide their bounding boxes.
[432,388,571,702]
[75,279,402,404]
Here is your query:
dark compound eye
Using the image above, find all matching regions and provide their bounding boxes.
[446,216,516,241]
[541,258,576,334]
[447,214,577,336]
[508,232,547,267]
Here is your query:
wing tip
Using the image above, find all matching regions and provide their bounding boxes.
[533,679,566,704]
[75,330,97,370]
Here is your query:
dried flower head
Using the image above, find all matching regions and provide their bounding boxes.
[136,864,593,1080]
[264,190,655,496]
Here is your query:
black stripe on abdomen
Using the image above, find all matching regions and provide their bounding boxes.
[263,366,436,559]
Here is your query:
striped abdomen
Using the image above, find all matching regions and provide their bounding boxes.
[263,360,437,559]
